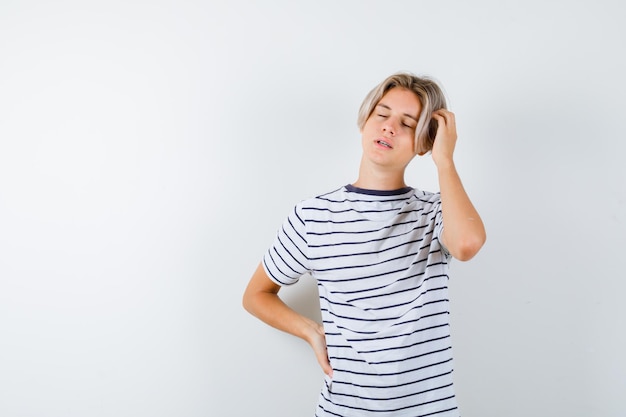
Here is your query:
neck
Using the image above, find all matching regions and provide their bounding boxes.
[352,159,408,191]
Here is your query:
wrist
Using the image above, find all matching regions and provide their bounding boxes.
[435,157,455,172]
[300,317,322,343]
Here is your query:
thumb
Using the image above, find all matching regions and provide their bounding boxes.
[311,325,333,377]
[315,349,333,377]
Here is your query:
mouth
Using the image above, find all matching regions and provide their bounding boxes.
[376,139,393,149]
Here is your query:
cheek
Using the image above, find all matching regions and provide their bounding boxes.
[362,118,378,132]
[360,124,373,140]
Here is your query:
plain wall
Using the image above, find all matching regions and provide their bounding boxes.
[1,1,624,416]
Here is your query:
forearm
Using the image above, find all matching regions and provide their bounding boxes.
[437,160,486,261]
[242,263,320,343]
[244,289,320,343]
[242,263,332,375]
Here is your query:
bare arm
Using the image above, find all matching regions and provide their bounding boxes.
[431,110,486,261]
[242,263,332,376]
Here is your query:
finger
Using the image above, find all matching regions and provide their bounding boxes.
[432,109,455,121]
[433,108,454,116]
[432,111,456,131]
[431,111,448,126]
[322,359,333,377]
[315,349,333,376]
[430,114,444,130]
[313,324,333,376]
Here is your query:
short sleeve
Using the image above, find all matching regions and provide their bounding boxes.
[433,196,451,259]
[262,203,311,286]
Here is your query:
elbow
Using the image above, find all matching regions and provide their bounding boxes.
[242,287,255,315]
[242,263,282,318]
[241,291,254,315]
[241,294,248,313]
[450,233,486,262]
[242,285,270,318]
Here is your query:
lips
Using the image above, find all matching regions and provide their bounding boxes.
[376,139,393,149]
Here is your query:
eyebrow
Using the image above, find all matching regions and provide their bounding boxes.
[376,103,419,122]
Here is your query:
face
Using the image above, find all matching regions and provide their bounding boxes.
[360,87,422,171]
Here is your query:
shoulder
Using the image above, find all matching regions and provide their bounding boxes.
[282,186,349,224]
[294,186,348,210]
[411,188,441,205]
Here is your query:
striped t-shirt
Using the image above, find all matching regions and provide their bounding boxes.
[263,184,460,417]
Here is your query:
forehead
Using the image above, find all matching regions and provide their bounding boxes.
[377,87,422,118]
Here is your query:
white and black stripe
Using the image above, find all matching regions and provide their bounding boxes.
[263,184,459,417]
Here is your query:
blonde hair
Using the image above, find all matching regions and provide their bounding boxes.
[357,72,447,154]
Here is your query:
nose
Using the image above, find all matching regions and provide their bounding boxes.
[382,118,397,136]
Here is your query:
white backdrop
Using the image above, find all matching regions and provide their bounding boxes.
[1,1,624,416]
